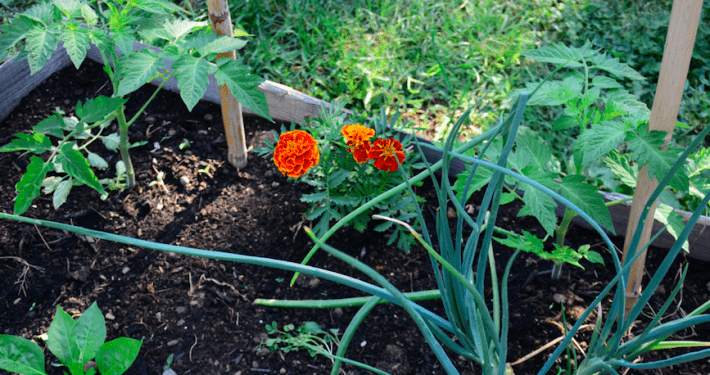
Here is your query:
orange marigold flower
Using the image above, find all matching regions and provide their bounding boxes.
[368,138,405,172]
[273,130,320,178]
[341,124,375,163]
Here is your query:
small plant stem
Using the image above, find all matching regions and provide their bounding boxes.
[551,207,576,280]
[117,108,135,189]
[126,70,176,128]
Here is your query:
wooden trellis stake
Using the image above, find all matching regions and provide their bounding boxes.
[622,0,702,316]
[207,0,248,169]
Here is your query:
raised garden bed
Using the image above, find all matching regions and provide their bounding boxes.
[1,48,709,375]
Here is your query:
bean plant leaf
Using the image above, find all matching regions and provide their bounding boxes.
[53,178,73,209]
[76,96,126,123]
[0,133,52,154]
[47,305,80,367]
[56,143,107,195]
[172,54,210,111]
[589,54,645,81]
[74,302,107,363]
[96,337,142,375]
[25,24,61,74]
[522,41,598,67]
[574,121,627,166]
[0,334,47,375]
[559,175,615,234]
[14,157,54,215]
[214,59,272,121]
[115,49,164,96]
[61,22,91,69]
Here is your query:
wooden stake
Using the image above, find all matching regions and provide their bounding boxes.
[622,0,702,316]
[206,0,247,169]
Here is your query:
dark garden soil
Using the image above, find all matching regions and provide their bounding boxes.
[1,59,709,375]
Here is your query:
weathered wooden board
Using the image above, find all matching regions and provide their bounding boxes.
[1,42,708,261]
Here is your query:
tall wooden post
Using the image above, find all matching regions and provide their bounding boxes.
[622,0,702,316]
[207,0,248,169]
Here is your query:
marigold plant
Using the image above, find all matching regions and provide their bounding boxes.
[369,138,406,172]
[341,124,375,163]
[273,130,320,178]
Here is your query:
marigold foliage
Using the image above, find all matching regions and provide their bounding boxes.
[273,130,320,178]
[341,124,375,163]
[369,138,405,172]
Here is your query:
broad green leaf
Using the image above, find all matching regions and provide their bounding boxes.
[584,250,605,266]
[19,1,56,25]
[628,127,688,191]
[559,175,615,234]
[526,77,582,107]
[53,178,73,209]
[25,24,61,74]
[56,143,107,195]
[159,45,182,61]
[76,96,126,123]
[522,41,598,67]
[52,0,81,18]
[133,0,184,14]
[112,27,136,57]
[453,164,493,203]
[590,75,623,89]
[14,157,54,215]
[90,30,117,63]
[137,26,171,44]
[590,54,645,81]
[198,36,247,56]
[80,4,98,26]
[214,59,272,121]
[42,175,63,194]
[171,55,210,111]
[0,334,47,375]
[688,147,710,178]
[603,151,638,187]
[574,121,627,166]
[513,132,553,171]
[0,132,52,154]
[655,204,689,251]
[101,133,120,152]
[47,305,80,366]
[96,337,142,375]
[163,19,207,41]
[0,17,34,54]
[74,302,107,363]
[518,181,558,236]
[551,244,584,269]
[61,22,90,69]
[607,89,650,116]
[116,49,164,96]
[578,86,600,111]
[494,230,545,255]
[552,114,579,131]
[33,114,66,137]
[87,152,109,170]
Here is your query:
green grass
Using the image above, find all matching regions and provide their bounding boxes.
[226,0,585,139]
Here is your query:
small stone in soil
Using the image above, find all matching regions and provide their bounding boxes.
[180,176,190,186]
[552,293,566,304]
[167,339,179,347]
[105,312,115,320]
[204,113,213,121]
[145,116,156,124]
